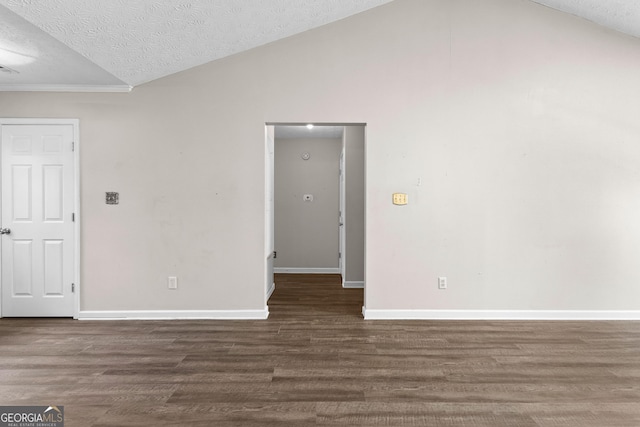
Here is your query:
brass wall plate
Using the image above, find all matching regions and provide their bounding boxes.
[392,193,408,205]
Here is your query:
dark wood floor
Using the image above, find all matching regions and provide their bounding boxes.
[1,274,640,426]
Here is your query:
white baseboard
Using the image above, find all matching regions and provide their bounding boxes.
[344,281,364,289]
[267,282,276,300]
[274,268,340,274]
[78,309,269,320]
[362,309,640,321]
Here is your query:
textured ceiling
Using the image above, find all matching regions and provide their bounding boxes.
[0,0,639,91]
[0,6,126,89]
[0,0,393,88]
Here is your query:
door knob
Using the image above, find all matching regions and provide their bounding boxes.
[0,228,11,235]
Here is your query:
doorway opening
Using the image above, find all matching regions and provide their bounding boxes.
[265,123,365,318]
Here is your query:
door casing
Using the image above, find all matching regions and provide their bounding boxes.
[339,148,346,285]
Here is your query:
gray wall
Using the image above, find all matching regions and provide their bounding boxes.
[1,0,640,316]
[274,137,342,270]
[344,126,365,284]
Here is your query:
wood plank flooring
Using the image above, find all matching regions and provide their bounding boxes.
[1,273,640,426]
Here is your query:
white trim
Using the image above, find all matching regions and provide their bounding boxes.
[267,282,276,300]
[362,309,640,321]
[344,281,364,289]
[274,267,340,274]
[264,125,276,308]
[78,309,269,320]
[0,118,80,319]
[0,118,80,125]
[339,145,346,287]
[0,85,132,93]
[72,120,81,319]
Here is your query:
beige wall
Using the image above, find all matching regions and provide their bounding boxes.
[344,126,365,284]
[274,137,341,270]
[1,0,640,315]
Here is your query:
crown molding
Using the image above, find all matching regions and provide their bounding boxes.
[0,85,133,93]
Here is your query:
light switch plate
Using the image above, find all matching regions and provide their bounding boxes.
[392,193,408,205]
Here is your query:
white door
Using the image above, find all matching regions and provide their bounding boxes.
[1,124,75,317]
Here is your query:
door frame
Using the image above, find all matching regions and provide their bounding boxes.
[264,125,275,306]
[0,118,81,319]
[265,122,366,315]
[339,148,346,285]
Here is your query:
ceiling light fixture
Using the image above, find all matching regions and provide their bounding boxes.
[0,47,37,66]
[306,124,314,129]
[0,64,19,74]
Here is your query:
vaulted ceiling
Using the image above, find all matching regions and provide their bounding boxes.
[0,0,639,92]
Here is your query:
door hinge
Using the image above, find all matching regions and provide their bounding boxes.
[72,141,75,152]
[273,251,277,259]
[72,213,75,222]
[339,252,342,259]
[72,283,75,293]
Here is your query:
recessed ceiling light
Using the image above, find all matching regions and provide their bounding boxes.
[306,124,314,129]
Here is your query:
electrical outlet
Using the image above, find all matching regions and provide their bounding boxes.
[168,276,178,290]
[438,277,447,289]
